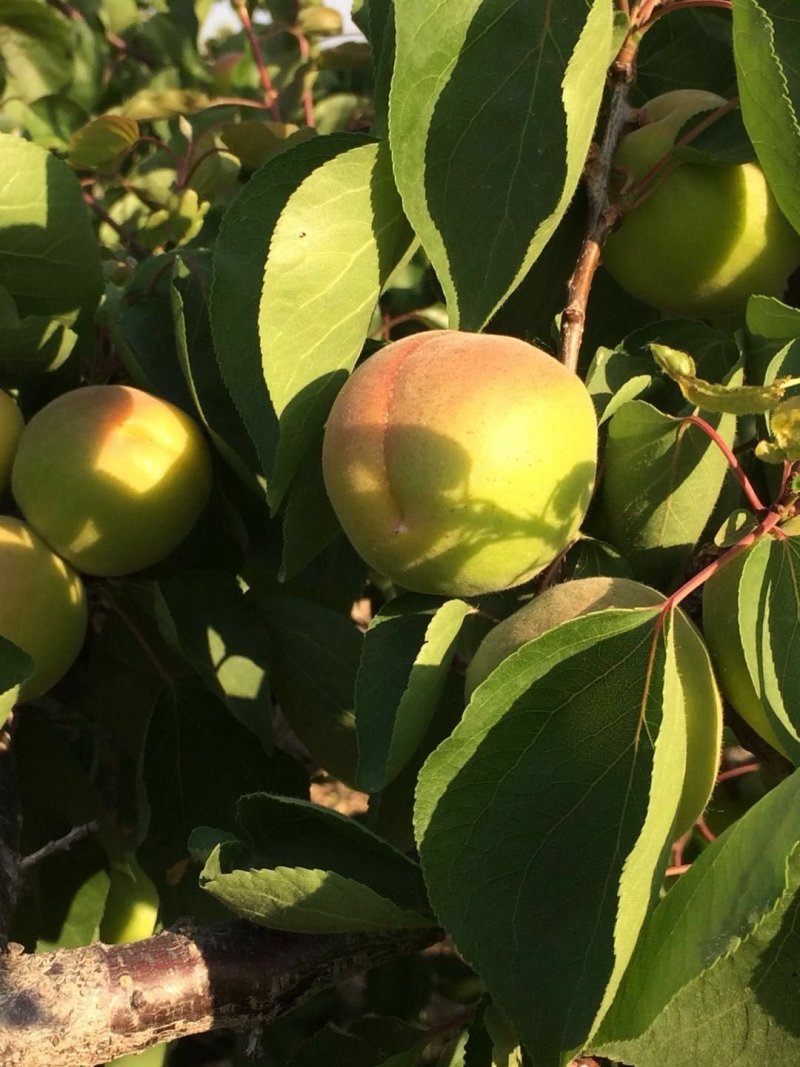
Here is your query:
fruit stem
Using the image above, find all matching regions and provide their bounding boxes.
[716,762,760,783]
[641,0,732,28]
[681,413,766,512]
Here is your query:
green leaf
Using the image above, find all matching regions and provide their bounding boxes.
[389,0,612,330]
[23,95,87,151]
[415,608,686,1066]
[201,852,435,933]
[733,0,800,234]
[253,593,362,784]
[739,535,800,751]
[211,134,356,485]
[599,398,737,590]
[232,792,430,913]
[594,770,800,1064]
[36,868,110,951]
[746,294,800,339]
[261,139,412,510]
[355,595,471,793]
[352,0,394,138]
[0,0,73,103]
[0,312,77,376]
[67,114,140,171]
[585,345,658,425]
[0,133,103,319]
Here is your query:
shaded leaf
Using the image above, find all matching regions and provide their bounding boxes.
[0,313,77,376]
[356,595,471,793]
[280,436,341,580]
[739,535,800,750]
[23,95,87,151]
[594,770,800,1064]
[253,593,362,784]
[154,572,272,748]
[235,793,428,910]
[415,609,686,1066]
[170,253,262,492]
[599,397,737,591]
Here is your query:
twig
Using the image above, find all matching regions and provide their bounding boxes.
[559,50,638,374]
[20,822,98,874]
[81,189,150,259]
[287,28,316,128]
[0,720,20,951]
[681,414,766,512]
[231,0,282,120]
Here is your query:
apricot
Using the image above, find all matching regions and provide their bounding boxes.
[0,516,87,701]
[465,576,724,836]
[322,331,598,597]
[603,90,800,317]
[0,390,23,495]
[12,385,213,576]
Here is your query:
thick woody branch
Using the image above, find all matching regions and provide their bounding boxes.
[0,920,442,1066]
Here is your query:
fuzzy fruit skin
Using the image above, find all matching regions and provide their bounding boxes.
[465,576,723,837]
[603,89,800,317]
[0,516,87,700]
[322,331,598,597]
[702,546,793,759]
[12,385,213,576]
[0,390,23,495]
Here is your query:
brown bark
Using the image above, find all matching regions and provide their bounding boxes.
[0,920,442,1066]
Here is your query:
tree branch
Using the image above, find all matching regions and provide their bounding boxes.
[0,921,442,1066]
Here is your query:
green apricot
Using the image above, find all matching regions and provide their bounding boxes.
[603,89,800,317]
[0,390,23,496]
[12,385,213,576]
[466,576,723,837]
[322,331,598,597]
[0,516,88,701]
